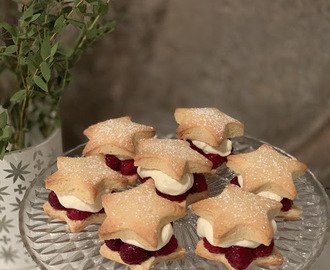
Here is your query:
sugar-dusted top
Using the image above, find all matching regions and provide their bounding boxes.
[135,138,212,180]
[227,144,307,198]
[99,179,187,248]
[175,107,244,146]
[83,116,156,156]
[57,155,123,184]
[192,184,282,245]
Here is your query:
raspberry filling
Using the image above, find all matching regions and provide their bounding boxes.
[47,191,105,221]
[105,154,137,176]
[105,235,179,265]
[230,177,294,212]
[203,237,275,270]
[187,140,232,169]
[152,173,208,203]
[280,198,293,212]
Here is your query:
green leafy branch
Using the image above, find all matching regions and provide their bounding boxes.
[0,0,115,157]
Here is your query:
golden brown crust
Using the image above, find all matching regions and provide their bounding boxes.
[98,179,187,249]
[174,108,244,147]
[226,144,307,200]
[195,240,283,270]
[134,138,212,181]
[100,244,185,270]
[45,155,128,204]
[43,201,106,233]
[277,205,303,220]
[83,116,156,157]
[192,184,282,246]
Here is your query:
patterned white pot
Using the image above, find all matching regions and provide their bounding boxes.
[0,128,62,269]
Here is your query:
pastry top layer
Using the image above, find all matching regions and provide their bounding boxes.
[226,144,307,199]
[45,155,128,204]
[134,138,213,181]
[175,107,244,147]
[192,184,282,246]
[98,179,187,249]
[82,116,156,157]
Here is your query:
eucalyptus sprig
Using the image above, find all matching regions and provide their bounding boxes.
[0,0,115,158]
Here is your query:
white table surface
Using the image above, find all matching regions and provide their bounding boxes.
[310,237,330,270]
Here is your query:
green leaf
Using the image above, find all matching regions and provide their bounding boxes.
[0,141,7,160]
[0,112,7,128]
[10,89,26,103]
[54,15,66,34]
[50,43,59,56]
[41,37,51,59]
[34,76,48,92]
[40,62,51,82]
[22,5,34,20]
[3,45,18,55]
[0,126,13,141]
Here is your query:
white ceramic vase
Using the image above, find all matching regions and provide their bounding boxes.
[0,128,62,270]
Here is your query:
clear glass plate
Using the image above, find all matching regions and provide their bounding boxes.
[19,136,330,270]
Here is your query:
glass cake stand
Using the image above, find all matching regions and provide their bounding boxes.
[19,136,330,270]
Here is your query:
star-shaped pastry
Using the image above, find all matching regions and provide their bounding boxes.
[98,179,187,249]
[192,184,282,246]
[226,144,307,200]
[175,107,244,147]
[134,138,213,181]
[45,155,128,204]
[82,116,156,157]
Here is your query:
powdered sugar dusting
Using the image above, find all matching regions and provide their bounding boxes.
[59,156,120,184]
[182,108,241,139]
[86,117,155,151]
[137,138,210,173]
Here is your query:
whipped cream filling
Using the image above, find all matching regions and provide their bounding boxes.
[196,217,277,249]
[56,189,111,213]
[192,139,232,156]
[116,155,132,161]
[137,167,194,196]
[124,223,173,251]
[237,175,283,202]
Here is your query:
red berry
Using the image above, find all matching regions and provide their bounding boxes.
[190,173,208,193]
[139,176,151,183]
[204,153,226,169]
[120,159,137,176]
[225,246,254,270]
[281,198,293,212]
[105,154,121,171]
[119,243,151,265]
[48,191,67,210]
[253,240,274,258]
[105,239,124,251]
[66,208,93,220]
[156,189,189,202]
[230,176,241,187]
[203,237,229,254]
[151,235,178,257]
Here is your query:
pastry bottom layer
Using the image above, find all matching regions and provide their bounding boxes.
[195,240,283,270]
[43,201,106,232]
[100,243,185,270]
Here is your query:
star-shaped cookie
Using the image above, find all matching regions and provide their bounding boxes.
[175,107,244,147]
[134,138,212,181]
[226,144,307,200]
[82,116,156,157]
[99,179,187,249]
[45,155,128,204]
[192,184,282,246]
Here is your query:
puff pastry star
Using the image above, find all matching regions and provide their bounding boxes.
[192,184,282,246]
[175,107,244,147]
[226,144,307,199]
[82,116,156,157]
[98,179,187,249]
[134,138,213,181]
[45,155,128,204]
